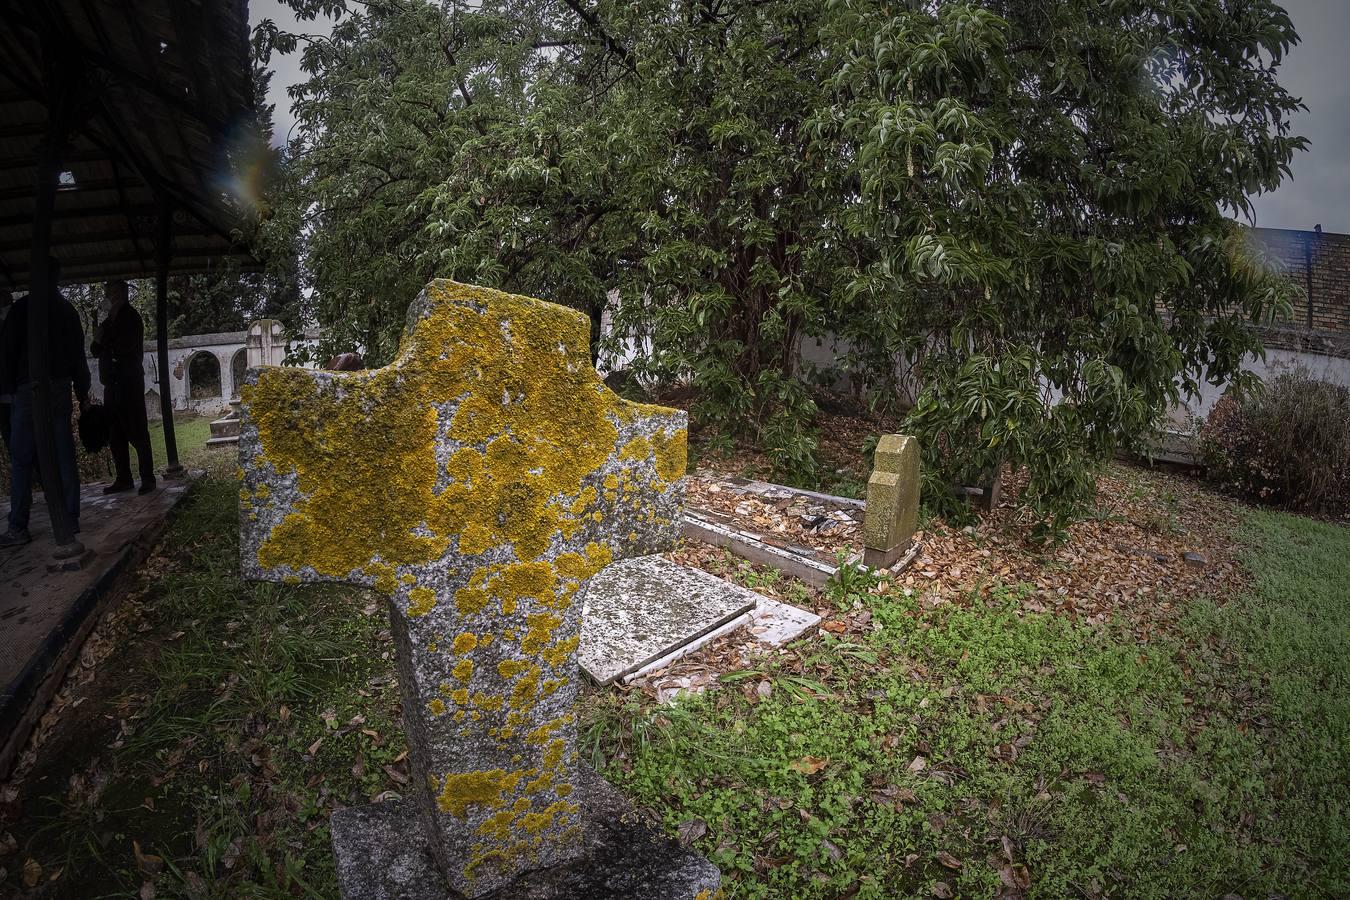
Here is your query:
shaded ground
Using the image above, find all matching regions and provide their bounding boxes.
[1,480,192,777]
[0,415,212,489]
[1,441,1346,898]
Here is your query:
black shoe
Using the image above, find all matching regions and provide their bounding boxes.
[0,528,31,547]
[138,478,157,495]
[103,481,133,495]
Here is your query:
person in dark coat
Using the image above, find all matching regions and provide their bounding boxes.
[90,279,155,495]
[0,290,15,457]
[0,259,91,547]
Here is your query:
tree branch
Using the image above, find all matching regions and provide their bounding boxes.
[557,0,638,75]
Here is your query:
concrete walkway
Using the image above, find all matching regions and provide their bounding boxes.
[1,478,191,776]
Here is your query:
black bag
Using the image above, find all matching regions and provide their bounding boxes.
[79,402,111,453]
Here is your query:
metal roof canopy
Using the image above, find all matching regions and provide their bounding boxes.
[0,0,261,289]
[0,0,260,554]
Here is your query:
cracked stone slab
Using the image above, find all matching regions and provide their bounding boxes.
[579,556,757,685]
[624,594,823,690]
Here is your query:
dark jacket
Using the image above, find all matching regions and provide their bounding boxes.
[91,303,146,387]
[0,292,92,400]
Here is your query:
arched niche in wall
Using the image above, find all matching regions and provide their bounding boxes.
[188,351,222,400]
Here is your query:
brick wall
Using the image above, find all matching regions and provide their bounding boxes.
[1249,227,1350,349]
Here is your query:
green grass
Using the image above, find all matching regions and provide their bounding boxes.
[7,482,1347,898]
[587,511,1350,898]
[0,412,217,487]
[149,416,214,469]
[10,478,401,898]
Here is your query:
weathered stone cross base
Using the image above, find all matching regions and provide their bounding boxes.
[331,767,721,900]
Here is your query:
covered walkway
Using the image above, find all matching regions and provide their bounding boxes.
[0,0,259,778]
[0,479,193,775]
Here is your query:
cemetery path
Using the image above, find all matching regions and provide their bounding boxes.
[1,466,1346,898]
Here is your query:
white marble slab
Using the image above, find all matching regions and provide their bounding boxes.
[579,556,758,685]
[746,596,822,647]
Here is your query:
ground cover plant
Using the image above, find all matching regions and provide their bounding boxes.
[589,504,1349,897]
[3,451,1346,897]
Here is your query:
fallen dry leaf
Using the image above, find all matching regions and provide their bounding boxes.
[936,850,963,870]
[932,881,954,899]
[789,755,829,775]
[22,857,41,888]
[677,818,708,846]
[133,840,164,875]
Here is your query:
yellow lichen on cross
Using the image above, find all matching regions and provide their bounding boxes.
[241,281,684,584]
[237,280,690,897]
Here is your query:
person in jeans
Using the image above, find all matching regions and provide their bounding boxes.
[90,279,155,494]
[0,259,91,547]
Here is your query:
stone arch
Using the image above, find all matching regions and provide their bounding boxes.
[188,351,222,400]
[230,349,248,398]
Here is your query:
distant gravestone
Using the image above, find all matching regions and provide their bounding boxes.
[976,467,1003,513]
[238,281,719,899]
[861,434,919,569]
[245,318,287,369]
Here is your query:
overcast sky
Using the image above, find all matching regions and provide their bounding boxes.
[251,0,1349,234]
[1245,0,1350,233]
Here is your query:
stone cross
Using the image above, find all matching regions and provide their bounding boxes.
[238,281,715,898]
[245,318,287,368]
[861,434,920,569]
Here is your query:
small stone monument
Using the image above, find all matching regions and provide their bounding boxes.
[245,318,287,369]
[238,281,719,899]
[861,434,920,569]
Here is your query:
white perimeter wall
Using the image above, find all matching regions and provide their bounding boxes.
[86,330,319,419]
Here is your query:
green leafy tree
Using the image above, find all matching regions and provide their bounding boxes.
[260,0,1305,523]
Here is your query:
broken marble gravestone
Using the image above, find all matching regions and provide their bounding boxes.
[237,281,721,899]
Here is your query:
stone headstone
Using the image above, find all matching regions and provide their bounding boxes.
[861,434,919,569]
[239,280,718,899]
[974,467,1003,513]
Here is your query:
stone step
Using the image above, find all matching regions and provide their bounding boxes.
[210,417,241,438]
[205,435,239,447]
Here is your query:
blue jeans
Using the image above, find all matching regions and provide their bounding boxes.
[8,381,79,532]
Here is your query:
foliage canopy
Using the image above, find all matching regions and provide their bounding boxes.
[259,0,1305,523]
